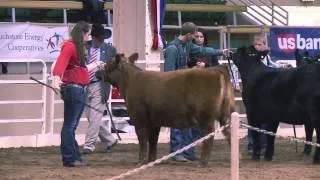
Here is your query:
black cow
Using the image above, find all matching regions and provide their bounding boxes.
[232,46,320,164]
[295,49,320,67]
[295,49,320,155]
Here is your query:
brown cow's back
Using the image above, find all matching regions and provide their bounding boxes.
[125,66,233,128]
[102,54,234,165]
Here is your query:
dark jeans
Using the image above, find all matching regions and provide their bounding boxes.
[60,84,86,165]
[170,128,195,159]
[247,123,267,150]
[191,127,202,141]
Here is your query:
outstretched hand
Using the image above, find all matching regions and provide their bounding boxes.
[222,49,230,56]
[195,62,206,68]
[279,62,293,68]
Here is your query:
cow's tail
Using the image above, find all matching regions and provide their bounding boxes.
[216,65,235,143]
[217,64,235,125]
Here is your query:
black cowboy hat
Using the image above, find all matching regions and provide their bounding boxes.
[91,23,112,39]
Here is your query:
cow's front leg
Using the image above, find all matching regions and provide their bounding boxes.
[251,128,261,161]
[313,127,320,164]
[148,127,161,162]
[199,122,214,166]
[220,118,231,146]
[264,122,279,161]
[303,122,313,155]
[135,126,148,164]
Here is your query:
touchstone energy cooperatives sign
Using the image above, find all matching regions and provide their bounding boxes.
[0,23,68,62]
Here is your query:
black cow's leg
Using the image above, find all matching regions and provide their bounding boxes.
[199,121,214,166]
[305,96,320,164]
[313,127,320,164]
[264,121,279,161]
[251,128,261,161]
[303,122,313,155]
[148,126,161,162]
[135,126,148,164]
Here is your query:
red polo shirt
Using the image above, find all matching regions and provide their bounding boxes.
[52,40,89,86]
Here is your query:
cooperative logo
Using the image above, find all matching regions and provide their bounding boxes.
[47,33,65,53]
[276,34,320,53]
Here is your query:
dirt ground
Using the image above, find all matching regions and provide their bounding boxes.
[0,138,320,180]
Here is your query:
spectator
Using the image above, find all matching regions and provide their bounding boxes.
[52,21,101,167]
[246,34,291,154]
[189,28,219,68]
[164,22,229,162]
[189,28,226,141]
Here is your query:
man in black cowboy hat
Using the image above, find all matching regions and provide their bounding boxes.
[83,23,118,154]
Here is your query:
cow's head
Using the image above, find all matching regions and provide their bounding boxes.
[96,53,139,88]
[295,49,317,67]
[231,46,261,69]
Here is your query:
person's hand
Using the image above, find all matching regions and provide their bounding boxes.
[222,49,230,56]
[96,61,106,68]
[196,62,206,68]
[59,39,66,48]
[234,84,241,93]
[279,62,293,68]
[86,61,106,71]
[52,76,62,95]
[284,64,293,68]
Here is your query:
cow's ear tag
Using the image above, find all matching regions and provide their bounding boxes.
[128,53,139,64]
[115,54,122,65]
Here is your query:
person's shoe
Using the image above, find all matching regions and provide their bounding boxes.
[82,148,93,154]
[184,156,198,161]
[247,144,253,155]
[63,160,88,167]
[104,140,118,153]
[171,155,190,162]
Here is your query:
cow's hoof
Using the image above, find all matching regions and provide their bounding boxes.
[302,147,312,156]
[252,154,260,161]
[198,162,208,167]
[137,160,148,166]
[301,151,311,156]
[264,155,273,161]
[148,157,157,162]
[313,157,320,164]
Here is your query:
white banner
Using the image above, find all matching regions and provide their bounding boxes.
[0,23,69,62]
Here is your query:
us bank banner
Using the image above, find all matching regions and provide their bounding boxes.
[270,27,320,60]
[0,23,68,62]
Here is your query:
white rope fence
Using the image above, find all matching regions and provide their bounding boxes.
[105,112,320,180]
[240,123,320,148]
[107,124,230,180]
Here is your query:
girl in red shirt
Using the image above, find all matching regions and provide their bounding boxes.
[52,21,102,167]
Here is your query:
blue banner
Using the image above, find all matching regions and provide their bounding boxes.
[270,27,320,60]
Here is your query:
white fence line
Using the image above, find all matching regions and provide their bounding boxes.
[107,124,230,180]
[0,59,47,133]
[0,58,299,148]
[105,112,315,180]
